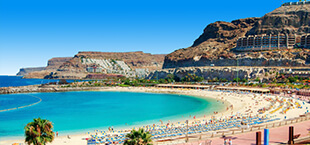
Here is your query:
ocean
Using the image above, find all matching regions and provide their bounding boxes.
[0,91,224,139]
[0,75,78,88]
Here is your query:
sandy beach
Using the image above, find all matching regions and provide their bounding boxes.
[1,86,310,145]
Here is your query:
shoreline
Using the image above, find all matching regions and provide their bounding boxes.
[0,87,230,144]
[1,86,310,145]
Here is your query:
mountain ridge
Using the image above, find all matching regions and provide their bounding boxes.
[163,3,310,69]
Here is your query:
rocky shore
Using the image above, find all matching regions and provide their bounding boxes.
[0,85,105,94]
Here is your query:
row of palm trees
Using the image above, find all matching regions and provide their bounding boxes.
[24,118,152,145]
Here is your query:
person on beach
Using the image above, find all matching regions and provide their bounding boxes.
[224,138,227,145]
[56,131,58,137]
[229,139,232,145]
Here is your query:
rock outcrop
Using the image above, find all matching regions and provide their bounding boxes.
[247,4,310,35]
[147,66,308,82]
[22,57,72,78]
[163,4,310,69]
[45,51,166,79]
[16,67,46,76]
[46,57,72,70]
[163,18,259,69]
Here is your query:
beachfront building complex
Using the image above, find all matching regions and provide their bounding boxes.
[234,34,296,52]
[282,1,310,6]
[301,34,310,48]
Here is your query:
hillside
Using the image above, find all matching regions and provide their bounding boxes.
[44,51,166,79]
[17,57,71,76]
[16,67,46,76]
[163,3,310,69]
[46,57,72,70]
[247,4,310,35]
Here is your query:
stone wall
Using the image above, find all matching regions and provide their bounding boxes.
[163,57,308,69]
[147,67,286,81]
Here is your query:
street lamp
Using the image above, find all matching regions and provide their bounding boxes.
[237,56,239,86]
[185,120,189,142]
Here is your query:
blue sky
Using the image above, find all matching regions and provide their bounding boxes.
[0,0,292,75]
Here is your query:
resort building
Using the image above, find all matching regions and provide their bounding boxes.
[155,84,211,90]
[282,1,310,6]
[85,73,124,79]
[300,34,310,48]
[86,66,106,73]
[234,34,296,52]
[280,68,310,77]
[135,68,149,78]
[155,84,271,93]
[215,86,271,94]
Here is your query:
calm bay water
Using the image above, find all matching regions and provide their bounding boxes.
[0,75,77,88]
[0,91,224,139]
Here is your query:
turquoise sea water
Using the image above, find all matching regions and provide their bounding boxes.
[0,91,224,140]
[0,76,80,88]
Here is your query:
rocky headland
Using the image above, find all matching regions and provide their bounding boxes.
[150,3,310,81]
[19,51,165,79]
[16,3,310,81]
[163,4,310,69]
[46,57,72,70]
[16,67,46,76]
[18,57,72,78]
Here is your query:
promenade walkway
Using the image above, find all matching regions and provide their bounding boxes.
[209,120,310,145]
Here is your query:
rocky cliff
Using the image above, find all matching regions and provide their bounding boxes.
[46,57,72,70]
[58,51,164,72]
[44,51,166,79]
[16,67,46,76]
[247,4,310,35]
[147,66,309,82]
[21,57,72,78]
[163,4,310,69]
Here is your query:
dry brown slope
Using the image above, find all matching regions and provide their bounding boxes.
[163,4,310,69]
[247,4,310,35]
[163,18,259,68]
[58,51,165,72]
[23,57,72,78]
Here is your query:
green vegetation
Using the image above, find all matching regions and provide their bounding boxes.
[255,77,260,82]
[233,77,241,82]
[220,78,228,82]
[180,73,204,82]
[59,70,310,90]
[111,59,117,64]
[124,128,152,145]
[24,118,55,145]
[242,78,248,83]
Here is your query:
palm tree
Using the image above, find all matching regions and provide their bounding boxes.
[124,128,152,145]
[24,118,55,145]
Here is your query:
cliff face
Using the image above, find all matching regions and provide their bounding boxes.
[58,51,165,71]
[22,57,72,78]
[16,67,46,76]
[44,51,166,79]
[76,51,165,70]
[46,57,72,70]
[163,18,259,68]
[147,67,272,81]
[163,4,310,69]
[247,4,310,35]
